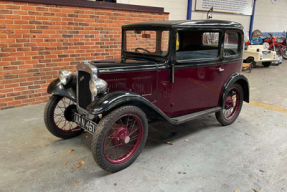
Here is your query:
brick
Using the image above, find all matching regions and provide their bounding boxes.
[0,3,168,110]
[0,53,10,57]
[20,81,33,86]
[6,15,20,19]
[1,20,13,24]
[0,97,14,103]
[22,15,35,20]
[28,11,42,16]
[14,20,28,24]
[0,10,13,14]
[13,10,28,15]
[21,6,36,11]
[5,83,19,88]
[28,85,40,89]
[29,20,43,25]
[2,48,16,52]
[15,95,28,100]
[7,100,22,106]
[30,30,42,33]
[36,7,48,11]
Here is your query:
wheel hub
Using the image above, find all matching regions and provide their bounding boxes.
[111,127,130,145]
[64,104,77,121]
[225,96,234,109]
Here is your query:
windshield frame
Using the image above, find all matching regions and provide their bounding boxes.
[122,27,171,58]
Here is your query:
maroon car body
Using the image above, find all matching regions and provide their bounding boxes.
[46,20,250,172]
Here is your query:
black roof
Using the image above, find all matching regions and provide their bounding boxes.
[123,20,244,30]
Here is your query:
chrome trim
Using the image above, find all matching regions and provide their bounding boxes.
[76,62,98,114]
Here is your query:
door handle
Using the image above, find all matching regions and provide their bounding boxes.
[217,67,224,72]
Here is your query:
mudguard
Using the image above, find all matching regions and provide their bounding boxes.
[87,91,171,122]
[47,78,77,102]
[220,73,249,108]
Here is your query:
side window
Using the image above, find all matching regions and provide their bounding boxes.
[203,32,219,46]
[224,32,239,56]
[176,30,220,61]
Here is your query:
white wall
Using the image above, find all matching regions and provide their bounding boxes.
[117,0,188,20]
[253,0,287,33]
[190,0,251,33]
[117,0,285,34]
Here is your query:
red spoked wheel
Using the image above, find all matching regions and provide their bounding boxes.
[216,84,243,126]
[92,106,148,172]
[104,114,143,164]
[223,87,241,120]
[44,95,83,139]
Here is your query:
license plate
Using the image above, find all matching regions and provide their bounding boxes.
[74,113,97,134]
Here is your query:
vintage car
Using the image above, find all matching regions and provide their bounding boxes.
[44,20,249,172]
[243,44,277,67]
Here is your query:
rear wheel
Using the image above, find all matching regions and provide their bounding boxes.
[262,62,271,67]
[91,106,148,172]
[216,84,243,126]
[44,95,83,139]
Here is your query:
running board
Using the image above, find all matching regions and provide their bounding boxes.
[170,107,222,124]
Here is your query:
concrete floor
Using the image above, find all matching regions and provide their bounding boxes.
[1,62,287,192]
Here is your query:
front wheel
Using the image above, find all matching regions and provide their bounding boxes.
[44,95,83,139]
[262,62,271,67]
[282,49,287,60]
[216,84,243,126]
[91,106,148,172]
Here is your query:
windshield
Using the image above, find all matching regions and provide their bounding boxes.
[124,29,169,57]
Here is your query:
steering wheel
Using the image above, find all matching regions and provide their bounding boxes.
[135,48,151,53]
[224,49,236,56]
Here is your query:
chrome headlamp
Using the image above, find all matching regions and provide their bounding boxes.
[89,78,108,96]
[59,70,74,85]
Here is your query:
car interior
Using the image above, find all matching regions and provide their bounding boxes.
[176,30,220,61]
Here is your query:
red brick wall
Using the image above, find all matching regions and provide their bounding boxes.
[0,1,168,110]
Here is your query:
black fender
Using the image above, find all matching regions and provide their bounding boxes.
[47,78,77,102]
[87,91,171,122]
[220,73,249,108]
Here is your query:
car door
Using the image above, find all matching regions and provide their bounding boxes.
[221,31,243,85]
[170,30,224,117]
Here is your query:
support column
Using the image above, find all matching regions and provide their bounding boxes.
[249,0,257,39]
[187,0,192,20]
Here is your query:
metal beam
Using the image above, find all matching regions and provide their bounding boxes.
[249,0,257,39]
[187,0,192,20]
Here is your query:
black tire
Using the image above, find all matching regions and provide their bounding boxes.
[216,84,243,126]
[282,49,287,60]
[262,62,271,67]
[245,57,256,67]
[44,95,83,139]
[92,105,148,172]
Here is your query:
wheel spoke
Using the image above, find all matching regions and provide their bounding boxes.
[56,116,64,125]
[129,127,139,136]
[129,118,136,133]
[126,115,130,128]
[129,136,139,142]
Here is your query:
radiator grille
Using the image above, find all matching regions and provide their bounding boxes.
[77,71,92,109]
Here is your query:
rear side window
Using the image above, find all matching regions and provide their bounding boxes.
[224,32,239,56]
[176,30,220,61]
